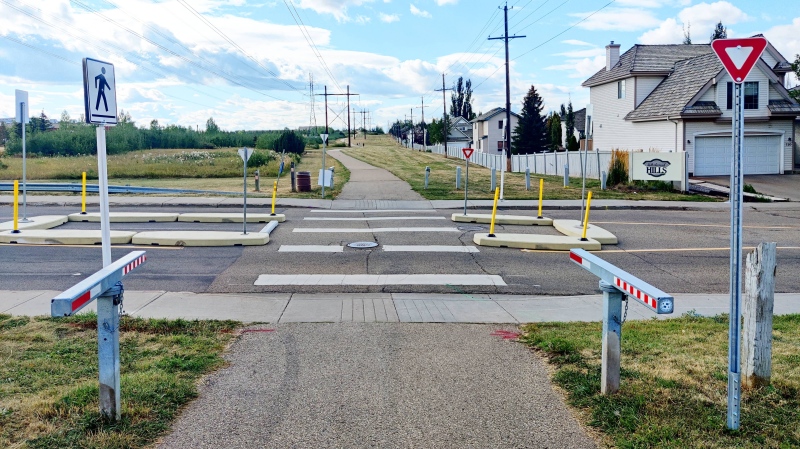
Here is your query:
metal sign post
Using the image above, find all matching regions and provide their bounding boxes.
[15,90,30,222]
[500,122,506,201]
[711,36,767,431]
[52,251,146,420]
[238,148,253,235]
[570,249,674,394]
[320,133,329,198]
[83,58,118,268]
[462,148,474,215]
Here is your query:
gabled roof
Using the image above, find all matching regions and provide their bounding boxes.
[582,44,714,87]
[472,107,521,122]
[625,53,723,121]
[573,108,586,133]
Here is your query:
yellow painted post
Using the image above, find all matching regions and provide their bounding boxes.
[81,171,87,214]
[581,191,593,241]
[12,180,20,233]
[488,187,500,237]
[537,178,544,219]
[270,181,277,215]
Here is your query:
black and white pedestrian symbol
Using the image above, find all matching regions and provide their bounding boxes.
[83,58,117,125]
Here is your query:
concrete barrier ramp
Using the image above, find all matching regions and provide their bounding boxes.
[452,213,552,226]
[473,233,601,251]
[178,213,285,223]
[0,215,68,231]
[553,219,618,244]
[132,231,269,246]
[68,212,179,222]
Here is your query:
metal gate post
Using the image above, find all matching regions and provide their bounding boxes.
[600,280,623,395]
[98,282,123,420]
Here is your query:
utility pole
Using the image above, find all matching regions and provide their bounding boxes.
[359,110,368,139]
[410,108,414,148]
[416,97,429,147]
[435,73,454,158]
[315,86,358,146]
[489,1,525,171]
[308,73,316,137]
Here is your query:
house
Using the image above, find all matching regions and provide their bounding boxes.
[793,86,800,170]
[582,38,800,176]
[471,107,520,154]
[447,116,473,144]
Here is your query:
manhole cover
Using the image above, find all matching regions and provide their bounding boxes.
[458,225,485,232]
[347,241,378,248]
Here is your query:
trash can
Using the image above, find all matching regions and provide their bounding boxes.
[297,171,311,192]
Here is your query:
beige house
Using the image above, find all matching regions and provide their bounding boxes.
[471,108,520,154]
[582,38,800,175]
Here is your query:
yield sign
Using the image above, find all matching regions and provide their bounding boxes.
[711,37,767,83]
[462,147,474,159]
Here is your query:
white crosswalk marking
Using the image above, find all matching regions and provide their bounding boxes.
[279,245,343,252]
[303,216,446,221]
[308,209,437,214]
[254,274,506,286]
[293,227,460,233]
[382,245,479,253]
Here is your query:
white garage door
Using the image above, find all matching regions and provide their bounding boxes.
[694,135,781,176]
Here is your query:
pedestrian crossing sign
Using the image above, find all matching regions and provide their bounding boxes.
[83,58,117,125]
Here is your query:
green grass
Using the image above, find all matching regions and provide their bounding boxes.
[519,314,800,448]
[0,314,239,449]
[343,135,719,202]
[0,147,350,199]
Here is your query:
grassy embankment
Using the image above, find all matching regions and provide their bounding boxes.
[0,147,348,198]
[344,134,719,201]
[520,314,800,448]
[0,313,239,448]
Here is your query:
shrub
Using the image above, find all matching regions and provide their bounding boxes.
[567,135,580,151]
[270,130,305,154]
[607,149,629,186]
[743,184,758,194]
[246,150,274,168]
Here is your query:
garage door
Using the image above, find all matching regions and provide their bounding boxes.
[694,135,781,176]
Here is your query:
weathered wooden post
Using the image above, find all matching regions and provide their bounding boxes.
[742,242,777,389]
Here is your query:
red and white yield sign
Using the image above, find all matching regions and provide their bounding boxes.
[711,37,768,83]
[462,147,474,159]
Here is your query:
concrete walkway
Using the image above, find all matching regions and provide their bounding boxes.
[5,290,799,322]
[693,174,800,202]
[327,150,427,202]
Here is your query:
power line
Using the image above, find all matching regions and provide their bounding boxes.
[282,0,343,92]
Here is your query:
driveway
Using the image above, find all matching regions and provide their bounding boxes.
[693,174,800,201]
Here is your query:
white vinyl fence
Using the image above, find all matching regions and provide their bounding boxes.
[396,137,611,179]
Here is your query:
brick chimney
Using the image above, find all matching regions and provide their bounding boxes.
[606,41,621,71]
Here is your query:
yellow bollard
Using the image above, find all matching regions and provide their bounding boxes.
[581,191,593,241]
[488,187,500,237]
[81,171,87,214]
[12,180,20,233]
[537,178,544,219]
[270,181,278,215]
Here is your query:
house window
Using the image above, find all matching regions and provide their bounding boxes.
[617,80,626,99]
[497,141,505,150]
[726,82,759,109]
[498,120,504,130]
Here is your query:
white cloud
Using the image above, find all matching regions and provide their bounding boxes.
[556,48,605,58]
[355,15,371,24]
[571,8,662,31]
[562,39,595,47]
[763,17,800,87]
[294,0,375,22]
[434,0,458,5]
[409,4,431,18]
[545,55,606,79]
[639,2,749,45]
[613,0,665,8]
[379,13,399,23]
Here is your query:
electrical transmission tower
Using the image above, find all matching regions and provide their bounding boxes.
[308,73,316,136]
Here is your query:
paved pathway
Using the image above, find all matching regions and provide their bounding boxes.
[156,323,597,449]
[327,150,428,202]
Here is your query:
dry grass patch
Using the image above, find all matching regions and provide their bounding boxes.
[0,314,238,449]
[519,313,800,448]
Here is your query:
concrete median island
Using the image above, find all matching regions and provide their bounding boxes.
[0,215,68,231]
[68,212,179,222]
[132,231,269,246]
[452,213,553,226]
[0,229,136,245]
[473,233,601,251]
[177,212,286,223]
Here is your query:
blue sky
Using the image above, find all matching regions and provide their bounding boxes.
[1,0,798,132]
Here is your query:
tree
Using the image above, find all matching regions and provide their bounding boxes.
[548,113,562,151]
[0,122,7,144]
[791,55,800,101]
[271,129,305,154]
[565,102,575,146]
[60,110,71,124]
[682,22,692,44]
[511,85,548,155]
[117,109,132,125]
[206,117,220,134]
[449,77,475,120]
[710,21,727,41]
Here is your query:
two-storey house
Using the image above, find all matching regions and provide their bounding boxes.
[582,38,800,175]
[471,108,520,154]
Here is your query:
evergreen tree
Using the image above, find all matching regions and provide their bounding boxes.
[710,21,727,41]
[565,102,575,145]
[548,113,562,151]
[0,122,7,144]
[511,85,547,155]
[271,129,305,154]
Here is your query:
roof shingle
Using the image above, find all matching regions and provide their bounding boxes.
[582,44,714,87]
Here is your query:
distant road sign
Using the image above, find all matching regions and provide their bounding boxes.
[711,37,767,83]
[320,133,329,144]
[14,90,29,124]
[462,148,474,159]
[238,147,253,162]
[83,58,117,125]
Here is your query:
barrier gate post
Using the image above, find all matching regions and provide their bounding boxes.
[51,251,146,420]
[570,249,674,394]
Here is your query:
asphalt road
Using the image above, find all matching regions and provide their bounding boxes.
[3,204,800,295]
[155,323,597,449]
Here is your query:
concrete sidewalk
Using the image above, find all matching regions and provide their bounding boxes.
[4,290,799,323]
[327,149,426,201]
